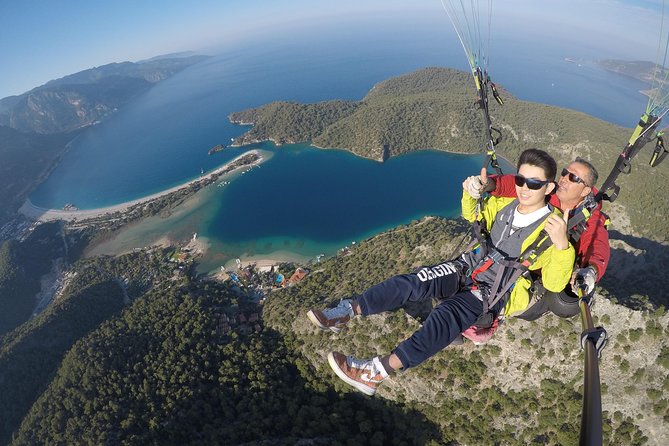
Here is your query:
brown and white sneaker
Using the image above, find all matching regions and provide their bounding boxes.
[307,299,354,333]
[327,351,388,396]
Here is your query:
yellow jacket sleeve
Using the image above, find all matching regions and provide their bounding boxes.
[532,243,576,292]
[461,190,478,223]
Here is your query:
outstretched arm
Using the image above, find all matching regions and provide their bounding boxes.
[461,168,489,221]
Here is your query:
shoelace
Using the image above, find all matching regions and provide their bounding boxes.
[348,356,374,372]
[323,300,351,319]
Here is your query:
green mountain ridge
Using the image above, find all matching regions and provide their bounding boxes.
[0,126,74,224]
[0,55,210,230]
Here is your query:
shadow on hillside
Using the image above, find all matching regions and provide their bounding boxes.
[115,324,446,445]
[254,327,444,445]
[0,279,125,446]
[598,230,669,310]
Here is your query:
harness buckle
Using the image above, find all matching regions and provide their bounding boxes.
[487,249,505,264]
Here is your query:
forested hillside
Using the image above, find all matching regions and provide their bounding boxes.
[0,223,67,336]
[263,217,668,445]
[0,248,179,445]
[229,67,669,240]
[1,217,667,445]
[5,249,435,446]
[0,127,73,224]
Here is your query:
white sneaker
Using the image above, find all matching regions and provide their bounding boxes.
[327,352,388,396]
[307,299,354,333]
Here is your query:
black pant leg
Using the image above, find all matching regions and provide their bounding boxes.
[393,290,483,368]
[357,262,462,316]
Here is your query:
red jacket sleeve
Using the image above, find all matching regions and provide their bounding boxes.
[576,209,610,280]
[490,174,517,198]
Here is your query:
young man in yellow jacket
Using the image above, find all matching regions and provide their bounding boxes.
[307,149,575,396]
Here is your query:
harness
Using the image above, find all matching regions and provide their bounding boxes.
[465,201,554,315]
[477,230,553,315]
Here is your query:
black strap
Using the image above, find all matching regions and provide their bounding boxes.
[480,221,555,313]
[471,219,491,258]
[650,135,668,167]
[596,113,660,203]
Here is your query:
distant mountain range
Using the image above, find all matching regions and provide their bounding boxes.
[0,55,209,134]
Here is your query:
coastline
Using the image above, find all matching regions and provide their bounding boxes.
[230,127,518,166]
[19,150,265,223]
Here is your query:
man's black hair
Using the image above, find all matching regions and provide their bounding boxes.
[517,148,557,181]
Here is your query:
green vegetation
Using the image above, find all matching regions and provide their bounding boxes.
[8,258,438,445]
[230,100,360,146]
[260,217,659,445]
[0,127,73,224]
[0,222,66,335]
[4,217,658,444]
[0,248,177,445]
[0,240,30,333]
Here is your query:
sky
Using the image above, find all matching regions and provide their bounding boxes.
[0,0,665,99]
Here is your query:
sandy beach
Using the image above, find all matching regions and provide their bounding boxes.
[19,150,264,223]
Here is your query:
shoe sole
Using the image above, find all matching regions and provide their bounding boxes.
[327,352,376,396]
[307,310,342,333]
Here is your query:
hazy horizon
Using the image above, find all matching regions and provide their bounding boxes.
[1,0,665,100]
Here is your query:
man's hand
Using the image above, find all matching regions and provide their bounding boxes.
[462,168,489,198]
[544,208,570,250]
[571,266,597,296]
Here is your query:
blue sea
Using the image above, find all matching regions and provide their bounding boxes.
[29,13,649,269]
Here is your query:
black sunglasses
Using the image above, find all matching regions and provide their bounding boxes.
[561,168,589,186]
[514,175,551,190]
